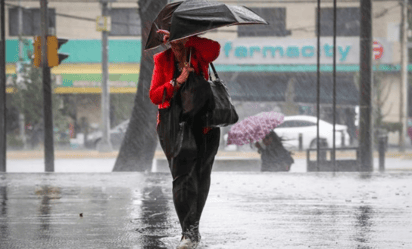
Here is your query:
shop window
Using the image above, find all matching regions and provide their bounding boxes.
[109,8,141,36]
[238,8,291,37]
[317,7,360,36]
[9,7,56,36]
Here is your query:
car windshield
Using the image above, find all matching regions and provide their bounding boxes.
[277,120,316,128]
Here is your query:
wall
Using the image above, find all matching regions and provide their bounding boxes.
[5,1,138,40]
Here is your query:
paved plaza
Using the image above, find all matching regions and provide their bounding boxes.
[0,169,411,248]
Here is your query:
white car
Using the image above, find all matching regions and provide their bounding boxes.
[275,115,350,149]
[86,119,130,149]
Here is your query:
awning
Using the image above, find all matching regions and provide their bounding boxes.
[294,73,358,105]
[218,72,358,105]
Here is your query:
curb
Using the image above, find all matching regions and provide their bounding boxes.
[6,150,412,160]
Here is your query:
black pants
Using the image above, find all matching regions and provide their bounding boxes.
[158,123,220,241]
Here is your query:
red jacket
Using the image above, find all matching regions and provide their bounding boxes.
[149,36,220,110]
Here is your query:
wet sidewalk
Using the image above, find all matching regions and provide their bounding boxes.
[1,172,411,248]
[4,157,412,173]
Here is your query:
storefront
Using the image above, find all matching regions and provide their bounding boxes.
[214,37,393,105]
[5,37,406,130]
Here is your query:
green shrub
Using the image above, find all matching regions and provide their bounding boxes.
[381,122,402,133]
[7,133,24,149]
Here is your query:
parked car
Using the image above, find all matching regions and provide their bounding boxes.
[274,115,350,149]
[86,119,129,149]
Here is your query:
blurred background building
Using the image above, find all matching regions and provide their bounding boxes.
[3,0,411,149]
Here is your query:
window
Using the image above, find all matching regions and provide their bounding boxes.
[277,120,315,128]
[295,121,316,127]
[317,7,360,36]
[109,8,141,36]
[9,7,56,36]
[238,8,291,37]
[277,121,295,128]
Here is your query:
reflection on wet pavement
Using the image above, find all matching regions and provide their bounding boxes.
[0,172,411,248]
[354,205,373,247]
[0,186,8,243]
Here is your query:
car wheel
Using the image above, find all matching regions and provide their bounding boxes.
[309,139,328,149]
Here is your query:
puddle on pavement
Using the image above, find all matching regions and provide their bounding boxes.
[0,172,411,248]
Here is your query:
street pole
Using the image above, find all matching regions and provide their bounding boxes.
[332,0,337,171]
[400,0,408,152]
[18,0,26,148]
[316,0,321,171]
[18,0,23,58]
[0,0,6,172]
[98,0,112,152]
[40,0,54,172]
[359,0,373,171]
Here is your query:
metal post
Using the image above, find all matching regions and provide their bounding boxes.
[378,131,386,172]
[18,0,26,148]
[19,113,26,148]
[298,133,303,151]
[316,0,321,171]
[41,0,54,172]
[18,0,23,58]
[0,0,6,172]
[400,0,408,152]
[359,0,373,171]
[332,0,337,172]
[98,0,112,152]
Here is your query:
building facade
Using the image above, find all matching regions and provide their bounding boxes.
[4,0,411,146]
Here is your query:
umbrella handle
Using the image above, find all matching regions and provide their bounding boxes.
[187,48,219,81]
[188,48,192,66]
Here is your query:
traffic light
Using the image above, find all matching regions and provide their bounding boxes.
[47,36,69,67]
[33,36,41,68]
[32,35,69,68]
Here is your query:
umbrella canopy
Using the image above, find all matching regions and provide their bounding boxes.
[145,0,268,50]
[145,1,183,50]
[227,111,284,146]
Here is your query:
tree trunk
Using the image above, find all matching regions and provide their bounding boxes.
[113,0,167,171]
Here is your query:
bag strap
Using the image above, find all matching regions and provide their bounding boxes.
[209,63,219,80]
[162,87,167,104]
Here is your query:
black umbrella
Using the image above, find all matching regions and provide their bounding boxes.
[145,0,268,50]
[145,1,183,51]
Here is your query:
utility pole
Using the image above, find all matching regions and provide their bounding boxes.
[359,0,373,171]
[316,0,321,171]
[40,0,54,172]
[18,0,26,148]
[400,0,408,152]
[18,0,23,58]
[332,0,337,171]
[0,0,6,172]
[97,0,112,152]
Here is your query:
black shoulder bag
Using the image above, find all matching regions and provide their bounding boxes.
[179,49,238,127]
[202,63,239,127]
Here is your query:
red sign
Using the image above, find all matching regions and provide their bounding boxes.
[373,41,384,60]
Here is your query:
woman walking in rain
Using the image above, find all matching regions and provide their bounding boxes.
[255,130,294,172]
[149,30,221,249]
